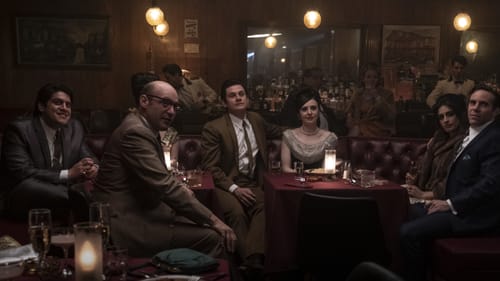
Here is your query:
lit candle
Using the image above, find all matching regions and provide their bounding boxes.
[324,149,336,174]
[164,151,172,170]
[80,241,97,271]
[74,222,102,281]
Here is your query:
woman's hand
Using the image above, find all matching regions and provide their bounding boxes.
[405,184,425,198]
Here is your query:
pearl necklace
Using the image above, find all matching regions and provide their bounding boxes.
[301,126,319,136]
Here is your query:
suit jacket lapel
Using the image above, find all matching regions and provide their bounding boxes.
[247,113,266,162]
[33,118,51,167]
[132,111,166,168]
[61,125,73,168]
[223,114,239,166]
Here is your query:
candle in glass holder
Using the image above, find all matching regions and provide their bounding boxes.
[74,222,102,281]
[164,151,172,170]
[324,149,336,174]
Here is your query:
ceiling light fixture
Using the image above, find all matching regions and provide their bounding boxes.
[453,12,471,31]
[153,21,170,36]
[247,33,282,39]
[264,36,277,48]
[465,40,478,54]
[304,10,321,29]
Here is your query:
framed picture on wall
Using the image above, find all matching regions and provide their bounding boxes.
[381,25,440,99]
[15,16,110,68]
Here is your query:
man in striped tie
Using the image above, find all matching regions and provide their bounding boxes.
[201,79,283,279]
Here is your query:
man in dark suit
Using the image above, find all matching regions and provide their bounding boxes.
[93,80,236,257]
[400,84,500,281]
[201,79,283,275]
[0,83,98,220]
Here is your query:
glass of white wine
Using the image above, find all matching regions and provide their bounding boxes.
[51,227,74,278]
[89,202,111,249]
[28,208,52,270]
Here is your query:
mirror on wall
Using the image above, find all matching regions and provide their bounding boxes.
[246,26,361,95]
[460,27,500,85]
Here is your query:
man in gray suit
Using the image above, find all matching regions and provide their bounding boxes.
[1,83,98,220]
[93,80,236,257]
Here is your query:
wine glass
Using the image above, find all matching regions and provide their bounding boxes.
[89,202,111,249]
[28,209,52,269]
[406,161,418,185]
[51,227,74,278]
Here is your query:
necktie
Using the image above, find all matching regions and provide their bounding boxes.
[52,129,62,169]
[454,134,470,161]
[243,121,254,176]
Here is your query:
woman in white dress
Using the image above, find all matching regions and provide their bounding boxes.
[281,87,338,173]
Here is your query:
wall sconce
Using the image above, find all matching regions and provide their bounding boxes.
[324,149,336,174]
[304,10,321,29]
[465,40,478,54]
[154,21,170,36]
[453,12,471,31]
[74,222,102,281]
[264,36,277,48]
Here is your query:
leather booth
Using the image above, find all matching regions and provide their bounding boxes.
[2,133,500,280]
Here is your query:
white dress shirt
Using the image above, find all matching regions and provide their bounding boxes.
[40,118,68,180]
[228,113,258,193]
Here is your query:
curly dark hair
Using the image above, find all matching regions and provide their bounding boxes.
[432,94,468,138]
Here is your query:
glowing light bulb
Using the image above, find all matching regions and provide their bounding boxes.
[304,10,321,29]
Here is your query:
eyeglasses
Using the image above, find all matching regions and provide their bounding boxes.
[145,94,181,111]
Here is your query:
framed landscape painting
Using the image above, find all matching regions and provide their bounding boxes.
[15,16,110,68]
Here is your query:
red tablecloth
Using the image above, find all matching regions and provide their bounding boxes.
[190,172,215,210]
[264,173,409,273]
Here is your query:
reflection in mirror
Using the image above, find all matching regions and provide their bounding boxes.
[246,26,360,112]
[460,27,500,86]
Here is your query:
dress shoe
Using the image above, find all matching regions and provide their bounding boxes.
[242,253,264,270]
[239,254,265,281]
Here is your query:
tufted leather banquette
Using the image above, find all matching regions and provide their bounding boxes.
[2,133,500,281]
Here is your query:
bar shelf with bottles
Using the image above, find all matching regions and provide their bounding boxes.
[249,75,356,114]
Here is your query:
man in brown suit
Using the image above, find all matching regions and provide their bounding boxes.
[201,79,283,274]
[93,80,236,257]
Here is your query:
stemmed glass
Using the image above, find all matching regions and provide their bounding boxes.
[51,227,74,278]
[28,209,52,269]
[89,202,111,249]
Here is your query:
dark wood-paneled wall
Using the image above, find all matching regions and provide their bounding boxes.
[1,0,498,110]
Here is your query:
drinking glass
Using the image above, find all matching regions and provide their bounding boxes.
[405,161,418,185]
[51,227,74,278]
[268,160,281,174]
[359,170,376,188]
[294,161,304,177]
[105,246,128,281]
[186,169,202,188]
[28,209,52,269]
[89,202,111,249]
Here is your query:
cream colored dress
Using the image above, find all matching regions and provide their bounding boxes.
[282,129,337,169]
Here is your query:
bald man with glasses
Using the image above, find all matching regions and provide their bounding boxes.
[93,80,236,258]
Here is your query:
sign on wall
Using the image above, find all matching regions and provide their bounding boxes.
[184,19,198,39]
